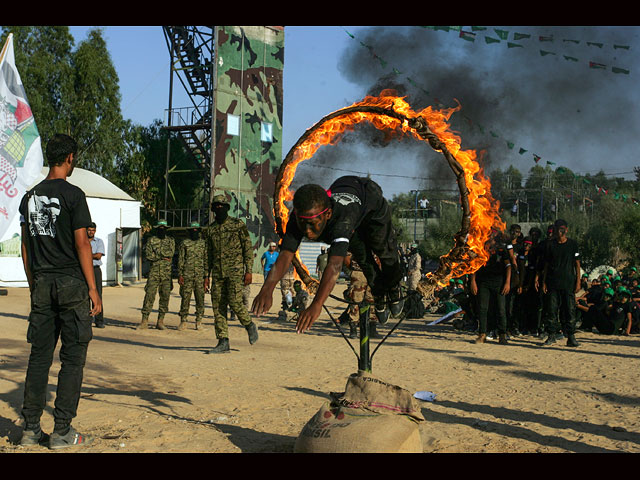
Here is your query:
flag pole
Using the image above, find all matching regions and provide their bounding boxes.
[0,33,12,65]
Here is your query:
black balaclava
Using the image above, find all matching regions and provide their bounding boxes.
[189,228,200,240]
[213,203,230,224]
[157,227,167,239]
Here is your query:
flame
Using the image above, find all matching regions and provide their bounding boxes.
[276,91,504,281]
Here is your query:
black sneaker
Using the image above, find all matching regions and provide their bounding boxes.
[374,295,389,324]
[48,426,91,450]
[19,427,49,446]
[566,334,580,347]
[388,287,405,318]
[246,322,259,345]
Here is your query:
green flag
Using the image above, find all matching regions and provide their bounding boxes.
[614,44,630,50]
[519,148,527,155]
[507,141,514,149]
[534,154,541,163]
[494,29,509,40]
[563,55,579,62]
[507,42,523,48]
[612,66,630,74]
[587,42,603,48]
[434,26,450,32]
[540,50,556,56]
[490,130,499,138]
[471,26,487,31]
[514,32,530,41]
[563,39,580,44]
[485,36,501,44]
[539,35,554,42]
[589,61,607,69]
[546,160,556,165]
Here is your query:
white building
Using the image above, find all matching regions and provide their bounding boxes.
[0,167,141,287]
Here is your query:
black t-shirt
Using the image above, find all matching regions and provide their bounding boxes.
[609,301,631,333]
[586,284,603,304]
[19,178,93,279]
[543,238,580,290]
[281,176,377,258]
[475,244,510,284]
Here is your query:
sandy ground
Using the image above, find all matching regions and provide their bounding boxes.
[0,278,639,454]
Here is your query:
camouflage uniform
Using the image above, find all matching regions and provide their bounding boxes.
[407,248,422,291]
[204,205,254,340]
[178,229,208,329]
[348,263,375,325]
[278,264,296,321]
[140,223,175,329]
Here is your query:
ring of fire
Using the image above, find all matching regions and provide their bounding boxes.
[273,91,505,300]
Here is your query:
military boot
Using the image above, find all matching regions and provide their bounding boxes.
[566,333,580,347]
[156,316,166,330]
[246,322,259,345]
[177,318,188,331]
[498,333,508,345]
[208,338,230,354]
[349,323,358,339]
[137,315,149,330]
[370,322,383,339]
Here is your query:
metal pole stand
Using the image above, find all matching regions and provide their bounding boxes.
[357,301,372,373]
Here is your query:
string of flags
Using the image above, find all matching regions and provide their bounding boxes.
[424,26,631,75]
[339,26,633,173]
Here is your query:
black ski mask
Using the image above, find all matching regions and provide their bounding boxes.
[189,229,200,240]
[157,228,167,239]
[212,202,230,224]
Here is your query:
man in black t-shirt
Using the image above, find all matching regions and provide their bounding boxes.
[252,176,404,333]
[540,218,581,347]
[18,134,100,450]
[470,231,511,344]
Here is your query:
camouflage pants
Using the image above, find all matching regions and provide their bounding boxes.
[348,271,375,324]
[179,276,205,320]
[210,275,252,339]
[407,271,421,291]
[142,271,172,318]
[280,277,295,308]
[229,284,251,320]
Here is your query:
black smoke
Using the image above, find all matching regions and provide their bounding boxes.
[295,26,640,194]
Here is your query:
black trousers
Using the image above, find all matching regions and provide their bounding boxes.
[476,278,507,335]
[347,181,403,298]
[21,273,92,426]
[93,265,103,324]
[544,288,577,335]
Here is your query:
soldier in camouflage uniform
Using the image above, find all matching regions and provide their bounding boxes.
[345,253,382,339]
[178,222,208,331]
[407,244,422,291]
[138,220,175,330]
[204,194,258,353]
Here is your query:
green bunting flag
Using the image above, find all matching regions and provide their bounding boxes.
[343,28,355,39]
[587,42,603,48]
[612,66,630,74]
[519,148,527,155]
[564,55,579,62]
[485,36,501,44]
[539,35,554,42]
[540,50,556,56]
[563,39,580,44]
[471,26,487,31]
[534,154,541,163]
[614,44,630,50]
[514,32,530,41]
[508,42,523,48]
[507,141,514,149]
[546,160,556,165]
[494,29,509,40]
[589,61,607,69]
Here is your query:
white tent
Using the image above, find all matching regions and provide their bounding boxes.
[0,167,141,287]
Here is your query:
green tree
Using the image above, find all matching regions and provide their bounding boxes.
[71,28,125,177]
[0,26,75,142]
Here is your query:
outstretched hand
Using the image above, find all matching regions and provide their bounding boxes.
[251,290,273,317]
[295,302,323,334]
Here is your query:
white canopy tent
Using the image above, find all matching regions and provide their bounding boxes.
[0,167,141,287]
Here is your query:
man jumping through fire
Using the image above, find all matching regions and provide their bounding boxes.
[251,175,405,333]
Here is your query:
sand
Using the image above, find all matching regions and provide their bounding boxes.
[0,279,639,453]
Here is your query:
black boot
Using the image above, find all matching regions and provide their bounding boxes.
[542,333,557,346]
[349,323,358,339]
[246,322,259,345]
[370,322,382,339]
[566,333,580,347]
[208,338,230,354]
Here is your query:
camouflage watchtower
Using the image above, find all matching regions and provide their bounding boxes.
[162,26,284,273]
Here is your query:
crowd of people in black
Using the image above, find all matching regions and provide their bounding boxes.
[407,219,639,346]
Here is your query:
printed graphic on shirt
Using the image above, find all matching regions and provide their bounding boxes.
[332,192,361,207]
[27,193,60,237]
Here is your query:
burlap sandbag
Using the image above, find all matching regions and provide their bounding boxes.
[294,371,424,453]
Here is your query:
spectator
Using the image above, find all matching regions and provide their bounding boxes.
[261,242,279,280]
[87,222,105,328]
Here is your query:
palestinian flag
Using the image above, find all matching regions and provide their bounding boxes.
[589,61,607,69]
[459,30,476,42]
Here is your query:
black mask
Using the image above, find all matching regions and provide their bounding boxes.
[213,203,230,224]
[189,230,200,240]
[157,228,166,239]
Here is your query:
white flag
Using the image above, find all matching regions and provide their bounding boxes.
[0,33,44,240]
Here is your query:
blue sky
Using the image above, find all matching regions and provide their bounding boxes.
[67,26,640,199]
